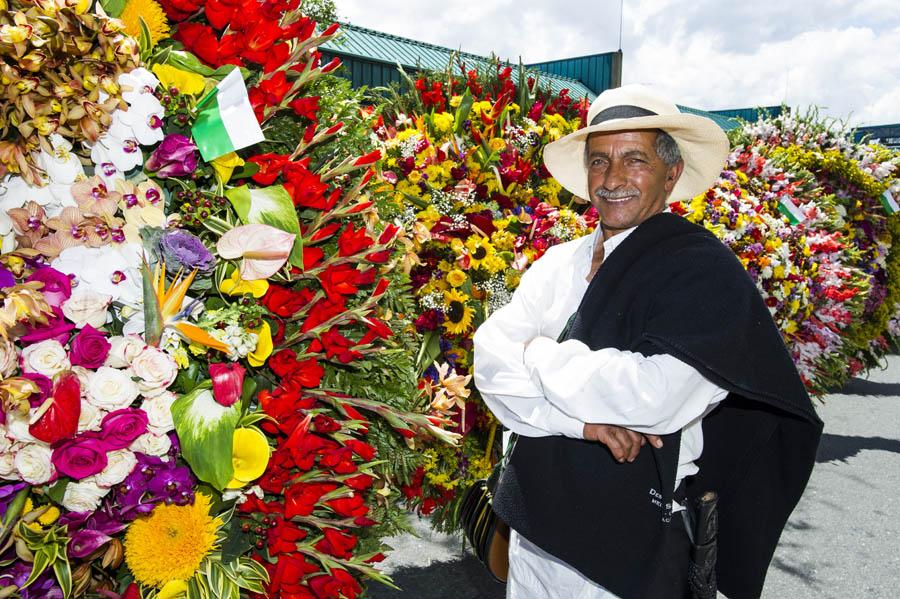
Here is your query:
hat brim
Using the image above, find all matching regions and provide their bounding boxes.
[543,114,730,204]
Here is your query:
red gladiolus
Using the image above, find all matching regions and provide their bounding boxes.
[255,71,292,106]
[318,264,360,301]
[344,474,374,491]
[263,285,314,317]
[285,482,338,518]
[267,517,307,555]
[157,0,202,21]
[344,439,376,461]
[314,528,357,559]
[209,362,246,407]
[29,372,80,444]
[267,553,321,596]
[309,222,341,242]
[318,447,357,474]
[302,246,325,269]
[352,150,382,167]
[327,493,368,518]
[283,161,329,209]
[301,297,347,333]
[289,96,320,121]
[173,23,221,67]
[309,328,360,364]
[337,223,374,257]
[309,568,361,599]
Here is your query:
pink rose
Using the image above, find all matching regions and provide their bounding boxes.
[52,436,108,480]
[100,408,148,450]
[27,267,72,309]
[69,325,111,369]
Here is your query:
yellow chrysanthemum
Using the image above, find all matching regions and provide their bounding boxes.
[124,494,222,588]
[119,0,170,47]
[443,289,474,335]
[465,236,495,269]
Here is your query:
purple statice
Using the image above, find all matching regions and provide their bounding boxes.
[109,451,195,520]
[159,229,216,273]
[0,557,63,598]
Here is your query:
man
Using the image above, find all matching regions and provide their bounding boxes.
[473,85,822,599]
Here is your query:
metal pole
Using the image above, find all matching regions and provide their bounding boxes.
[619,0,624,51]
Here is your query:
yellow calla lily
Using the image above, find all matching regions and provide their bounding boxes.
[211,152,245,185]
[151,64,206,96]
[158,579,188,599]
[247,321,272,367]
[226,427,270,489]
[219,268,269,298]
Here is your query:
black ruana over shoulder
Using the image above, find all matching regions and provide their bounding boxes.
[492,212,822,599]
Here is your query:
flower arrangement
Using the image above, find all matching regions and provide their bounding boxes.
[0,1,450,597]
[373,60,595,524]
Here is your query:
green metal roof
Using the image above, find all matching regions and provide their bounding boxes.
[322,23,597,100]
[677,105,740,131]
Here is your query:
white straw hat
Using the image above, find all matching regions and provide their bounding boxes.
[543,84,729,203]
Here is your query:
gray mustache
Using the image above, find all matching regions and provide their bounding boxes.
[594,188,641,200]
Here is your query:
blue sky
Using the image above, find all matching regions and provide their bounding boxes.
[337,0,900,126]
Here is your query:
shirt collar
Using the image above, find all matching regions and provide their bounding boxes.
[579,208,672,276]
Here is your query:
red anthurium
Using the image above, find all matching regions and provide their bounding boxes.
[29,371,81,444]
[209,362,246,407]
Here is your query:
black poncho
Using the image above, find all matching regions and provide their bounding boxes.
[492,212,822,599]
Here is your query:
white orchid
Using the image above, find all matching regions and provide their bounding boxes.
[52,243,144,306]
[119,68,160,105]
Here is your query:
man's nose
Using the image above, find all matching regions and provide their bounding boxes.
[602,159,627,191]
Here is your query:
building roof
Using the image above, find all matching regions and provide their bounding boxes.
[677,105,740,131]
[322,23,598,100]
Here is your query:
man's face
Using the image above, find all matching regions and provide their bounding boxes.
[585,130,684,237]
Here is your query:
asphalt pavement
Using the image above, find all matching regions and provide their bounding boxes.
[369,356,900,599]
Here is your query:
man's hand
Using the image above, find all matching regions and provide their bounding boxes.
[583,423,663,463]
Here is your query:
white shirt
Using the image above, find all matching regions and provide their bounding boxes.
[472,224,728,599]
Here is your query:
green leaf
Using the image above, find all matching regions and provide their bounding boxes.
[163,51,250,81]
[171,386,240,489]
[231,161,260,180]
[52,557,72,598]
[138,17,153,62]
[100,0,127,17]
[414,330,442,375]
[454,89,475,135]
[225,185,304,269]
[21,548,53,589]
[220,519,252,565]
[140,259,163,347]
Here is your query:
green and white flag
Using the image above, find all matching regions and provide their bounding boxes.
[778,195,805,225]
[881,190,899,215]
[192,68,265,162]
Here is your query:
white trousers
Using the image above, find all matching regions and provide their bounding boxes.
[506,530,621,599]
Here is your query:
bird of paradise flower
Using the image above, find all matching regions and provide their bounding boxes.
[141,259,229,353]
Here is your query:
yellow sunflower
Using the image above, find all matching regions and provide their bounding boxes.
[119,0,170,47]
[443,289,475,335]
[465,236,495,269]
[124,494,222,588]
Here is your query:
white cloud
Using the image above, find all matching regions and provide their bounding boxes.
[338,0,900,125]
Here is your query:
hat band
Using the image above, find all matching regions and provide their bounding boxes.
[590,105,658,126]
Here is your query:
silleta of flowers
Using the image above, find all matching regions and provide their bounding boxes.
[373,61,595,524]
[0,0,450,597]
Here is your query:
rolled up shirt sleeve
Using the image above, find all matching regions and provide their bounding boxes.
[473,254,585,440]
[522,336,725,435]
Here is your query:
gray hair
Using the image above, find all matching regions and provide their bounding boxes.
[583,130,683,167]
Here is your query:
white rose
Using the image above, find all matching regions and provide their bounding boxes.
[70,366,93,393]
[141,392,176,434]
[14,443,55,484]
[77,400,105,432]
[61,478,108,512]
[93,450,137,487]
[0,339,18,377]
[131,347,177,397]
[0,438,19,479]
[62,289,112,329]
[87,366,140,410]
[5,411,38,444]
[105,334,146,368]
[21,340,70,377]
[129,431,171,456]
